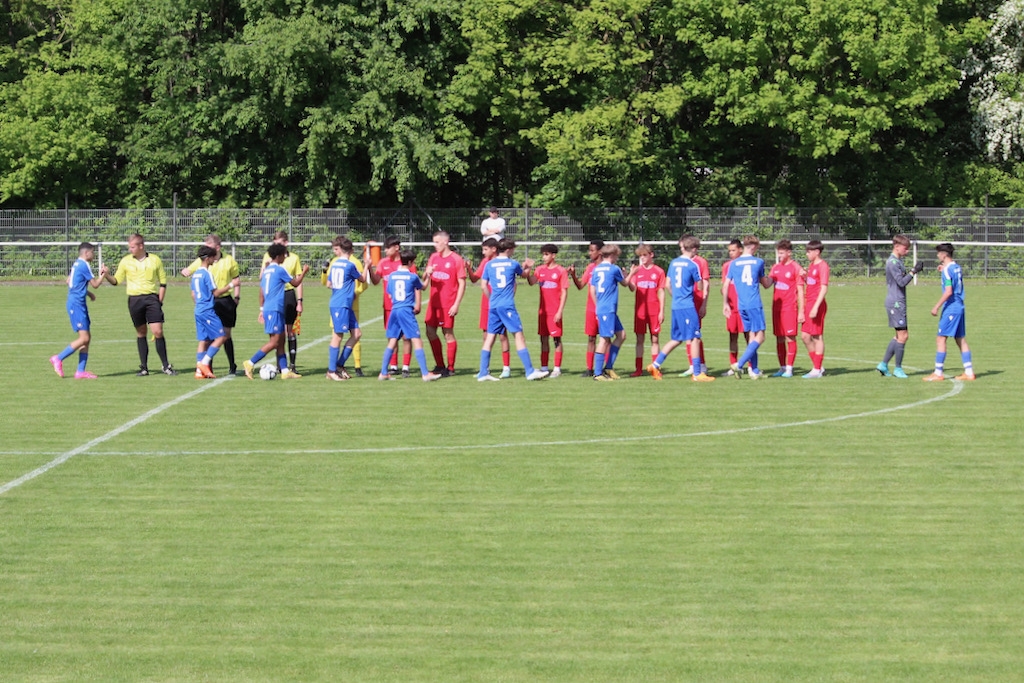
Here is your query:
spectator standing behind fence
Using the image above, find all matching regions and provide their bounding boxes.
[877,234,923,379]
[181,234,241,375]
[50,242,107,379]
[480,207,505,241]
[103,233,177,376]
[923,243,976,382]
[260,231,304,373]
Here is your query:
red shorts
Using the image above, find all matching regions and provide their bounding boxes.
[383,307,392,328]
[584,306,599,336]
[539,313,563,338]
[693,293,706,320]
[634,315,661,336]
[478,300,488,331]
[425,299,456,329]
[802,301,827,336]
[726,309,743,334]
[772,301,799,337]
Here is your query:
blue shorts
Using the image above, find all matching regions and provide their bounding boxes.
[68,304,90,332]
[487,304,523,335]
[264,310,285,335]
[938,305,966,338]
[739,307,766,333]
[385,307,421,339]
[331,307,359,335]
[596,312,624,339]
[195,313,226,342]
[669,306,702,342]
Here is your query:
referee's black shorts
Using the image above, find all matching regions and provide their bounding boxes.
[128,294,164,328]
[213,296,238,328]
[284,289,299,325]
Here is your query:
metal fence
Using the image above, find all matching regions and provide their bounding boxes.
[2,206,1024,279]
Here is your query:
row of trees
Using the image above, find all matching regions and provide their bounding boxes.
[1,0,1022,210]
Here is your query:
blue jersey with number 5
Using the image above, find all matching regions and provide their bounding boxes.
[482,256,523,309]
[727,255,766,311]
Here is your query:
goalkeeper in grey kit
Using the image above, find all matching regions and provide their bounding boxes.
[877,234,923,378]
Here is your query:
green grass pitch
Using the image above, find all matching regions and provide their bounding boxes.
[2,278,1023,681]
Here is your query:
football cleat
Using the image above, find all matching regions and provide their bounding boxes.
[749,370,763,380]
[892,367,908,379]
[499,367,512,379]
[198,364,216,379]
[954,373,976,381]
[593,373,612,382]
[922,372,944,382]
[243,360,255,379]
[771,369,787,377]
[327,371,347,381]
[49,355,64,378]
[580,369,594,378]
[630,369,644,378]
[423,372,442,382]
[679,366,694,377]
[604,368,620,380]
[353,367,364,378]
[646,364,663,381]
[729,363,742,379]
[549,368,562,378]
[526,369,549,381]
[692,373,715,382]
[73,371,98,379]
[876,362,892,377]
[477,373,499,382]
[161,365,178,376]
[136,366,150,377]
[280,368,302,379]
[401,368,411,379]
[781,370,793,378]
[802,369,823,379]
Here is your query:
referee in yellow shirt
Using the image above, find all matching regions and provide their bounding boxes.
[182,234,242,375]
[103,233,177,376]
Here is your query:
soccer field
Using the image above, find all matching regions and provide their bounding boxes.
[2,280,1023,681]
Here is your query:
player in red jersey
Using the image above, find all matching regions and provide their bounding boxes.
[568,239,604,376]
[368,235,416,376]
[424,230,467,377]
[768,239,805,377]
[681,236,711,376]
[721,239,748,375]
[800,239,830,378]
[528,243,570,377]
[628,244,665,376]
[467,237,511,377]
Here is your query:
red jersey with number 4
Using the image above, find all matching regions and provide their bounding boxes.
[769,261,804,310]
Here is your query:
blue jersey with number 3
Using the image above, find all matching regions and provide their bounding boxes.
[727,255,766,311]
[667,257,700,310]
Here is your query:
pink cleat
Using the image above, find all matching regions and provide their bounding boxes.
[74,371,98,379]
[49,355,65,378]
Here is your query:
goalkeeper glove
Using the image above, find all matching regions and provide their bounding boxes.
[911,261,924,274]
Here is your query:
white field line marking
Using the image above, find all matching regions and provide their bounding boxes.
[0,326,362,496]
[85,380,965,458]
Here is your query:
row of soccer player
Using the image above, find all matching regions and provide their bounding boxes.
[49,230,976,382]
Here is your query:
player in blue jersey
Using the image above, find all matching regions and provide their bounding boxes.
[190,246,240,379]
[243,243,310,379]
[590,244,638,381]
[723,235,772,379]
[378,250,442,382]
[324,236,371,381]
[647,235,715,382]
[923,243,976,381]
[50,242,108,379]
[476,239,548,381]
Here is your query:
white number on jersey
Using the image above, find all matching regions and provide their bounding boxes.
[393,279,407,302]
[595,271,607,293]
[741,264,754,286]
[330,267,347,289]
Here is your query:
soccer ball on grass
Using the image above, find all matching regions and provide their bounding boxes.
[259,364,279,380]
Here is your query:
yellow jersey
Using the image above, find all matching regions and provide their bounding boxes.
[113,252,167,296]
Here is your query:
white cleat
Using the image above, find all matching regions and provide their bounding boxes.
[526,369,549,381]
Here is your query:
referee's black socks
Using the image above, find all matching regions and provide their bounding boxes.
[137,337,149,369]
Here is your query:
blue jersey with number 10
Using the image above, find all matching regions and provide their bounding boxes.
[727,255,766,311]
[327,257,362,308]
[387,269,423,311]
[482,256,523,309]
